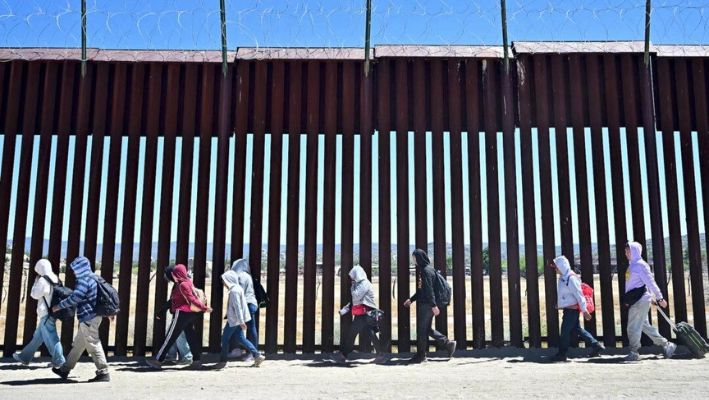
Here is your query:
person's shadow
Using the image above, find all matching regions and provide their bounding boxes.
[2,378,78,385]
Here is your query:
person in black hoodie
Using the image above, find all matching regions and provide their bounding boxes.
[403,249,456,364]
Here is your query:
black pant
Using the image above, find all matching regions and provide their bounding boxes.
[416,304,448,357]
[155,310,202,361]
[341,315,383,356]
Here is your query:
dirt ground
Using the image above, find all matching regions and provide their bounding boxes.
[1,347,708,399]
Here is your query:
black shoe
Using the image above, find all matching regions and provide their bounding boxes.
[87,373,110,383]
[589,343,605,358]
[549,354,567,362]
[52,367,69,380]
[445,340,457,358]
[406,354,427,364]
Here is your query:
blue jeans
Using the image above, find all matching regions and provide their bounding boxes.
[17,315,65,366]
[246,303,259,349]
[221,323,259,362]
[558,309,598,356]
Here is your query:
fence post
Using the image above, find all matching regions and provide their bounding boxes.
[81,0,87,77]
[364,0,372,77]
[220,0,228,77]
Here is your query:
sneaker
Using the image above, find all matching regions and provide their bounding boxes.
[214,361,228,370]
[445,340,457,358]
[187,360,203,369]
[240,353,254,362]
[589,342,605,358]
[87,373,110,383]
[406,354,427,364]
[625,351,640,362]
[52,367,69,380]
[175,358,193,366]
[663,342,677,359]
[373,354,389,364]
[144,358,163,369]
[330,352,347,364]
[12,353,29,366]
[252,354,265,367]
[228,348,243,359]
[549,354,567,362]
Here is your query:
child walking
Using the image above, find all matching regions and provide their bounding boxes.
[219,270,265,367]
[550,255,605,362]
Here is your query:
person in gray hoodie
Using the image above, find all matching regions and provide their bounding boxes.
[623,241,676,361]
[230,258,260,359]
[550,255,605,362]
[12,259,65,368]
[219,270,265,367]
[332,265,386,364]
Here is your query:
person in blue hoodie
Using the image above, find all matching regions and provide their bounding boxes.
[230,259,260,360]
[51,256,110,382]
[218,270,265,368]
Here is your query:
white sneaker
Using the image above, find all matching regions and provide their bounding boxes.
[625,351,640,362]
[228,348,243,359]
[663,342,677,359]
[240,353,254,362]
[12,353,29,366]
[252,354,265,367]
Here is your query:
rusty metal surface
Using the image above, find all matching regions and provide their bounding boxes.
[1,49,708,354]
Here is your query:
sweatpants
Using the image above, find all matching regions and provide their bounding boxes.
[61,316,108,375]
[155,310,202,362]
[340,315,383,357]
[416,304,449,357]
[627,300,668,352]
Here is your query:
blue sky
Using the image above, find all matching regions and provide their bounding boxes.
[1,1,708,260]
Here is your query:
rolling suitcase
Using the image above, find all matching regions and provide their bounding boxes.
[656,306,709,359]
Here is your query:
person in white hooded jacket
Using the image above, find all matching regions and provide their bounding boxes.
[623,241,676,361]
[230,258,260,358]
[219,270,265,367]
[332,265,386,364]
[550,255,604,362]
[12,259,66,367]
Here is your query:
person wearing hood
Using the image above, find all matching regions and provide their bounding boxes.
[12,259,65,368]
[549,255,605,362]
[230,258,260,358]
[403,249,456,364]
[146,263,212,369]
[332,265,386,364]
[51,256,109,382]
[156,264,193,365]
[623,241,676,361]
[218,270,265,367]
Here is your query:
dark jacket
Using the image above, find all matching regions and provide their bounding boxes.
[409,249,437,306]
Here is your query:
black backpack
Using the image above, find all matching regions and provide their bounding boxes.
[92,275,120,317]
[433,270,452,306]
[42,276,76,322]
[253,279,270,308]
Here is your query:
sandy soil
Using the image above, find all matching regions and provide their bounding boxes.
[1,347,707,400]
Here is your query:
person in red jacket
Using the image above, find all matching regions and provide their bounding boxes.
[146,264,212,369]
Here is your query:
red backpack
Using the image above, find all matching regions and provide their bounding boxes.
[567,274,595,314]
[576,281,595,314]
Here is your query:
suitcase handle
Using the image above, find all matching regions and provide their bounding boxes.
[655,303,677,331]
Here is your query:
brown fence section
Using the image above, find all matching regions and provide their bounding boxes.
[0,43,708,356]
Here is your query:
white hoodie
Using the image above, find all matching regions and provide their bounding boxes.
[231,259,257,307]
[31,259,58,318]
[554,256,588,313]
[222,270,251,327]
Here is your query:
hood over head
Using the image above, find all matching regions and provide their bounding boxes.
[221,270,240,289]
[172,264,190,283]
[627,241,643,263]
[349,265,368,282]
[231,258,250,274]
[412,248,431,269]
[553,255,571,276]
[70,256,92,278]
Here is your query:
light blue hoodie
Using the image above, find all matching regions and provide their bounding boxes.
[231,259,257,307]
